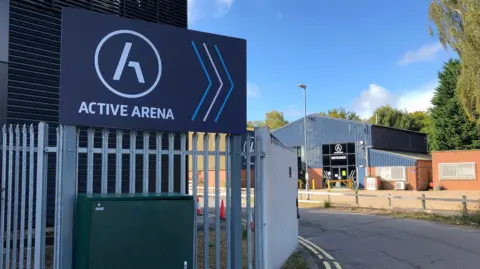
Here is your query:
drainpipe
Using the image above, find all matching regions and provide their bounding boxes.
[365,145,373,177]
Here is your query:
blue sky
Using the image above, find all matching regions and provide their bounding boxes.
[188,0,457,122]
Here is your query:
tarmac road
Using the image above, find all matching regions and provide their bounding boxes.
[298,208,480,269]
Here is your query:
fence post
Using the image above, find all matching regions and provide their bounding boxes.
[388,193,392,210]
[421,194,426,210]
[54,126,78,269]
[230,135,242,269]
[255,127,269,269]
[34,122,49,269]
[462,195,468,216]
[355,190,359,206]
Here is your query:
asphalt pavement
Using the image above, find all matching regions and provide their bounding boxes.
[298,208,480,269]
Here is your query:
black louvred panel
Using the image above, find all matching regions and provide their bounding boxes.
[6,0,188,227]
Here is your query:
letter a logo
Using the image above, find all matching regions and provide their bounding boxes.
[113,42,145,83]
[94,30,162,99]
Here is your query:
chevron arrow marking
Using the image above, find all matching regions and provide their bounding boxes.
[191,41,212,121]
[213,45,234,122]
[202,43,224,122]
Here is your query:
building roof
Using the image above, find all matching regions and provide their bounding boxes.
[432,149,480,153]
[273,113,369,132]
[273,113,427,136]
[371,149,432,161]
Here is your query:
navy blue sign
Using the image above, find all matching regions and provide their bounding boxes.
[59,8,246,134]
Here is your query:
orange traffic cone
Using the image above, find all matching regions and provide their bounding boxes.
[196,197,203,216]
[220,199,226,221]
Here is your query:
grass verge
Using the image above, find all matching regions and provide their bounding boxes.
[390,211,480,228]
[197,227,255,269]
[307,206,480,228]
[281,251,310,269]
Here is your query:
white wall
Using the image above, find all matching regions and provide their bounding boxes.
[265,135,299,269]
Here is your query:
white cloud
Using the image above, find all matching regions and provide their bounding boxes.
[188,0,236,24]
[396,81,438,112]
[188,0,205,24]
[214,0,236,17]
[284,105,303,119]
[398,42,444,66]
[247,82,260,98]
[351,82,438,119]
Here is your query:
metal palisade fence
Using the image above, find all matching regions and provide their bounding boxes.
[0,122,267,269]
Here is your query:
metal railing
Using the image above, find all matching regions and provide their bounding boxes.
[0,125,45,269]
[298,190,480,215]
[1,123,269,269]
[191,186,480,216]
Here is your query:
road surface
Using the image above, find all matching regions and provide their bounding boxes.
[298,208,480,269]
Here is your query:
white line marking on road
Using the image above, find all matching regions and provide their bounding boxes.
[323,261,332,269]
[333,261,342,269]
[298,236,334,260]
[298,239,323,259]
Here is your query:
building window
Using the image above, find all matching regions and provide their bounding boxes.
[375,166,406,181]
[439,162,476,180]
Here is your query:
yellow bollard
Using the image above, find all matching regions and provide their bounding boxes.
[312,179,315,190]
[298,180,303,189]
[327,180,331,192]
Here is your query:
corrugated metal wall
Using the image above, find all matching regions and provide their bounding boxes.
[368,149,417,167]
[1,0,188,227]
[272,116,371,168]
[371,125,428,153]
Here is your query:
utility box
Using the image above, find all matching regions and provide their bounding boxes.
[74,193,194,269]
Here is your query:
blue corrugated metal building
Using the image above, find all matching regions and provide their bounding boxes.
[272,114,431,189]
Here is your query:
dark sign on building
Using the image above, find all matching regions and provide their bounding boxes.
[322,143,356,181]
[59,8,246,134]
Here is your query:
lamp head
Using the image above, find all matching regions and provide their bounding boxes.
[298,84,307,90]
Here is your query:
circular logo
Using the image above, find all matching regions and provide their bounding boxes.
[335,144,342,152]
[94,30,162,99]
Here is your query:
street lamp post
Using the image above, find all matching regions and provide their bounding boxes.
[298,84,309,199]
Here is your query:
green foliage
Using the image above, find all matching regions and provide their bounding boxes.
[264,110,289,130]
[456,0,480,122]
[247,110,288,130]
[320,107,361,121]
[247,120,265,129]
[428,0,465,55]
[367,106,430,133]
[409,111,432,134]
[428,0,480,123]
[281,252,310,269]
[391,211,480,228]
[429,59,480,151]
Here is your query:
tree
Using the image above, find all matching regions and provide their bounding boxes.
[367,106,430,133]
[321,107,361,121]
[264,110,289,130]
[368,106,410,129]
[408,111,431,134]
[428,0,480,122]
[247,120,265,129]
[429,59,480,151]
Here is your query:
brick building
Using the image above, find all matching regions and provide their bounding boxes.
[432,150,480,190]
